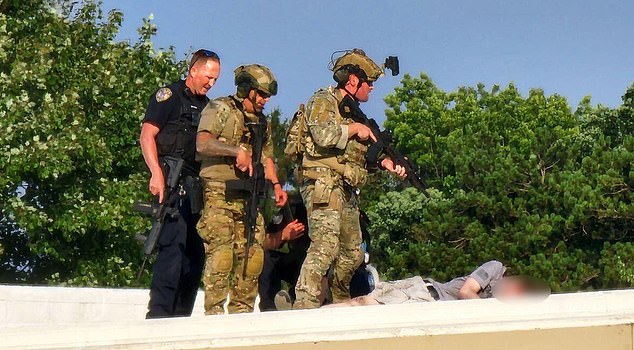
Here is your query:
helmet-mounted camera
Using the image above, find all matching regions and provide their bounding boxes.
[383,56,399,76]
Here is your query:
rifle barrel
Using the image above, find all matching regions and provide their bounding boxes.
[340,95,427,191]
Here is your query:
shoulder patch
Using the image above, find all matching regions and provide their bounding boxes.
[155,87,173,102]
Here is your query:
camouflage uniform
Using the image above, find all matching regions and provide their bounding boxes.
[293,86,368,309]
[197,95,274,315]
[293,49,385,309]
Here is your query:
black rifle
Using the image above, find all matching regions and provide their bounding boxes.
[134,156,184,279]
[339,95,427,191]
[225,115,268,278]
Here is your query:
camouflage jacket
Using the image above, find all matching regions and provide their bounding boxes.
[303,86,369,187]
[197,95,273,182]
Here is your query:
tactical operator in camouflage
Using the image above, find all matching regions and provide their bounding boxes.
[291,49,406,309]
[196,64,288,315]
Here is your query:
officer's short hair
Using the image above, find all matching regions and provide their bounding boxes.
[189,49,220,71]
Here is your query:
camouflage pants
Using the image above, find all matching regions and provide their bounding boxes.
[197,180,265,315]
[293,175,363,309]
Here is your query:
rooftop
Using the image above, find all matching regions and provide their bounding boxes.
[1,285,633,349]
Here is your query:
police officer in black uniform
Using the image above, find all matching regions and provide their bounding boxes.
[140,49,221,318]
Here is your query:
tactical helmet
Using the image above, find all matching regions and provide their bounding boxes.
[331,49,384,85]
[234,64,278,98]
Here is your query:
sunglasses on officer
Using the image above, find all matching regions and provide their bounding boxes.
[189,49,220,69]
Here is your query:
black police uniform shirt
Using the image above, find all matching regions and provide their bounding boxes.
[143,80,209,176]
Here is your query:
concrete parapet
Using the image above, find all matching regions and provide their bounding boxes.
[2,285,634,349]
[0,284,205,326]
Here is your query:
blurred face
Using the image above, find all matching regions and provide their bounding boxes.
[501,280,525,296]
[187,60,220,96]
[494,278,528,300]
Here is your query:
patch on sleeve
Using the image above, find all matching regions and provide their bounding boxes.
[307,96,335,124]
[155,87,173,102]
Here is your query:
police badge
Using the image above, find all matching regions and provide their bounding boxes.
[155,87,172,102]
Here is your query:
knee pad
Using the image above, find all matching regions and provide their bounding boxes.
[244,246,264,277]
[210,246,233,273]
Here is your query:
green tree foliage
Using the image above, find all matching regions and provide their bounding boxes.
[0,0,185,285]
[260,107,293,219]
[2,0,633,295]
[268,108,292,186]
[367,74,634,291]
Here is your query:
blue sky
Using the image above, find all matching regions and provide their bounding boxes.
[102,0,633,124]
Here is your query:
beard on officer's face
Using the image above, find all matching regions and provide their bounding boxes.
[244,90,268,113]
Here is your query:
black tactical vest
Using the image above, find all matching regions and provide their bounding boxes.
[156,84,204,175]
